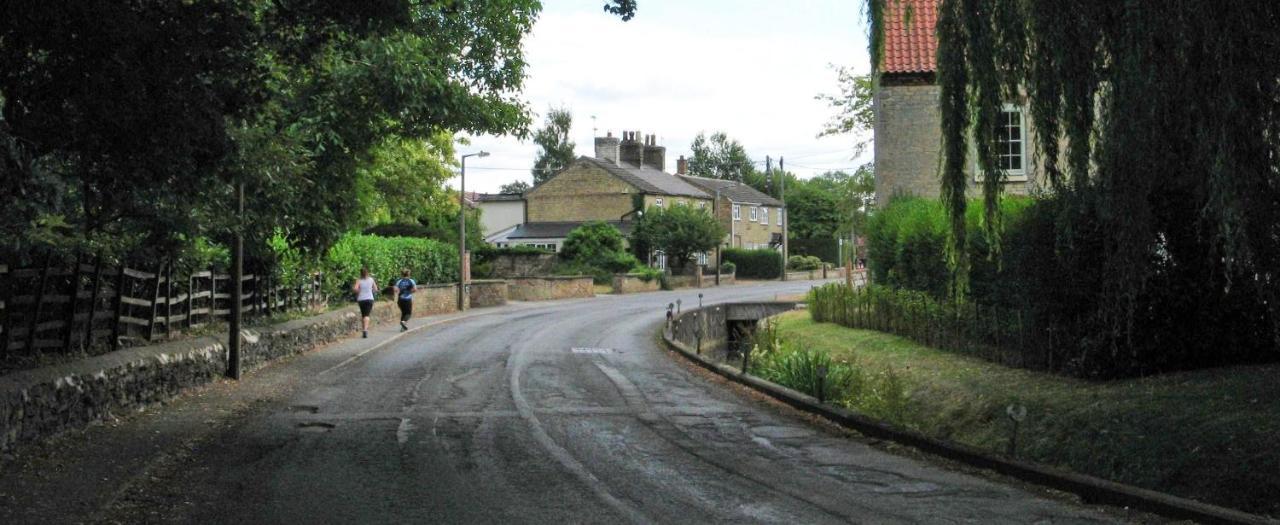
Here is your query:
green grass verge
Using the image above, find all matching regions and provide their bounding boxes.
[774,311,1280,517]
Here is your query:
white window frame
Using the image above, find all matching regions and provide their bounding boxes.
[760,207,769,226]
[749,207,758,222]
[732,204,741,221]
[654,197,663,208]
[974,103,1029,182]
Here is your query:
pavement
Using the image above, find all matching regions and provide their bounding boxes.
[0,280,1128,524]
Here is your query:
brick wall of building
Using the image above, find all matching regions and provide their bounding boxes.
[525,164,637,222]
[874,82,1038,207]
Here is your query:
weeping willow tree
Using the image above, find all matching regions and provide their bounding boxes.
[870,0,1280,374]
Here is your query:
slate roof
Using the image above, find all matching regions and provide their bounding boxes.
[506,221,635,240]
[880,0,938,74]
[676,175,784,207]
[578,156,711,198]
[477,193,523,202]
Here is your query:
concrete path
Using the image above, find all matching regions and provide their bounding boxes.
[0,281,1126,524]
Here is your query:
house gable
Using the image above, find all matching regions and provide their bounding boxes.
[524,158,643,223]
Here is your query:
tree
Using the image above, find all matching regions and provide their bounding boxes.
[687,132,756,182]
[0,0,542,263]
[499,181,531,194]
[560,221,640,279]
[815,65,875,156]
[356,132,458,227]
[630,205,725,271]
[874,0,1280,368]
[531,107,576,185]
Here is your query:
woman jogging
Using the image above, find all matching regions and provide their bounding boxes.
[351,267,376,338]
[394,268,418,332]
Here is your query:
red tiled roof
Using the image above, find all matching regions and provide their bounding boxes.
[880,0,938,74]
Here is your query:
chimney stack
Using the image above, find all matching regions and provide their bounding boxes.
[619,130,643,168]
[676,155,688,175]
[594,131,620,165]
[643,134,666,172]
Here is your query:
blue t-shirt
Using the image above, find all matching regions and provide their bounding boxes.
[395,278,417,300]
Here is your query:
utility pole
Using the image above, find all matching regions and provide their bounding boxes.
[459,151,489,310]
[780,156,788,282]
[714,186,721,286]
[227,181,243,380]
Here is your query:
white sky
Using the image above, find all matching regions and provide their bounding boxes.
[455,0,872,193]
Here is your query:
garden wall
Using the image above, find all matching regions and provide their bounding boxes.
[486,253,558,278]
[507,276,594,301]
[612,273,661,294]
[468,280,508,308]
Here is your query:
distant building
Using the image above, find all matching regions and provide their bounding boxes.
[873,0,1043,206]
[474,193,525,243]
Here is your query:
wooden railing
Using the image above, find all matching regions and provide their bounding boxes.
[0,259,323,368]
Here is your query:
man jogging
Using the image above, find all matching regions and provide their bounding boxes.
[394,268,417,332]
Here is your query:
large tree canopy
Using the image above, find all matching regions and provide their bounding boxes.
[0,1,547,262]
[871,0,1280,362]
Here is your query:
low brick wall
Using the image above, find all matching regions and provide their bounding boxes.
[486,253,558,278]
[0,301,399,451]
[507,276,594,301]
[612,273,662,294]
[784,267,844,281]
[469,280,508,307]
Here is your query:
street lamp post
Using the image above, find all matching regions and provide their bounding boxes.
[459,151,489,310]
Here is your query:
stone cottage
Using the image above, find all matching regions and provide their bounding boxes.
[873,0,1043,206]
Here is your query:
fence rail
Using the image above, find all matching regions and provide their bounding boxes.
[0,259,324,371]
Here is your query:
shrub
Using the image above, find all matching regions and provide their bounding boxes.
[362,223,433,238]
[473,244,552,263]
[557,222,643,284]
[787,255,823,271]
[721,248,782,279]
[718,260,736,274]
[322,233,457,298]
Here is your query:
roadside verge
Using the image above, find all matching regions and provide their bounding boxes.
[660,304,1276,525]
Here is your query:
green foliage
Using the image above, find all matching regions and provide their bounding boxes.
[322,233,457,298]
[718,261,736,274]
[721,248,783,279]
[815,65,875,156]
[629,205,724,271]
[1,0,541,262]
[356,132,457,226]
[915,0,1280,358]
[531,107,575,185]
[473,244,552,263]
[498,180,531,194]
[687,132,756,182]
[362,223,434,238]
[558,222,640,284]
[787,255,823,271]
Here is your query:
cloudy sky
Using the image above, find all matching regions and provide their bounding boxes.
[457,0,872,193]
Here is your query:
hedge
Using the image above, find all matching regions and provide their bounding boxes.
[322,233,457,299]
[721,248,783,279]
[788,237,839,264]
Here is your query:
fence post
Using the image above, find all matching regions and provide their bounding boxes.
[147,261,164,342]
[187,273,196,330]
[209,266,218,323]
[26,256,53,354]
[111,263,127,352]
[83,256,104,351]
[62,254,83,354]
[0,264,11,359]
[164,262,174,339]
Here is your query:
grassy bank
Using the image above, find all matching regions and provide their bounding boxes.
[772,311,1280,517]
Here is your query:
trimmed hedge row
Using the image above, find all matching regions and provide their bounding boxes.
[322,233,457,298]
[721,248,782,279]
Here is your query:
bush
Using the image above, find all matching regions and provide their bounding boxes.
[362,223,434,238]
[787,255,823,271]
[556,222,643,284]
[472,244,552,263]
[322,233,457,299]
[721,248,782,279]
[718,260,736,274]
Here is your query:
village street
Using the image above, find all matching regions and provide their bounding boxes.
[2,281,1116,524]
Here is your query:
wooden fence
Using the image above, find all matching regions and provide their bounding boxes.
[0,259,323,369]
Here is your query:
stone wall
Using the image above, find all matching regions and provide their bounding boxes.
[468,280,508,308]
[418,283,464,313]
[0,301,400,451]
[612,273,662,294]
[507,276,594,301]
[486,253,558,278]
[784,267,845,281]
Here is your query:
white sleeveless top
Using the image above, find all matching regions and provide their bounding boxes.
[355,277,376,301]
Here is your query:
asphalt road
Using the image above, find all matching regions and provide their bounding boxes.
[3,281,1121,524]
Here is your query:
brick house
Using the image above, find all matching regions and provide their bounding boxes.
[501,130,786,268]
[873,0,1042,207]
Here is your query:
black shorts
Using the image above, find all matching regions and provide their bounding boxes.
[397,298,413,320]
[358,299,374,317]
